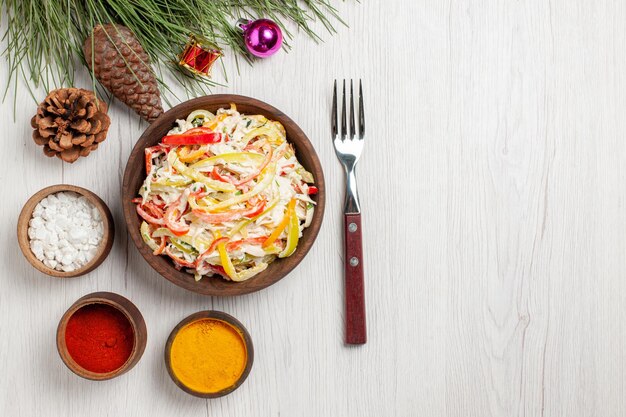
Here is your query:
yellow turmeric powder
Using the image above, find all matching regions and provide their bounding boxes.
[170,318,247,394]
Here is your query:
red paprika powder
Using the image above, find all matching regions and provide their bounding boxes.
[65,303,135,373]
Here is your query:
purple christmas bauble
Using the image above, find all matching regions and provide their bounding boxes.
[237,18,283,58]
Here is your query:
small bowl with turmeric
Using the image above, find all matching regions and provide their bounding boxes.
[165,310,254,398]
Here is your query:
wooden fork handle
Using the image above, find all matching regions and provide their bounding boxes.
[344,213,366,344]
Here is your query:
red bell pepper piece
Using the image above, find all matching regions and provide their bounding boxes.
[143,201,164,219]
[164,209,189,236]
[153,236,167,255]
[151,195,166,208]
[189,189,209,200]
[164,194,190,236]
[208,237,230,255]
[184,127,216,135]
[194,246,230,278]
[209,264,228,277]
[145,150,153,174]
[235,141,273,186]
[226,236,268,251]
[210,166,237,184]
[165,247,195,268]
[136,205,164,225]
[279,163,295,176]
[162,130,223,145]
[195,236,230,270]
[308,186,318,195]
[145,145,165,174]
[192,198,266,224]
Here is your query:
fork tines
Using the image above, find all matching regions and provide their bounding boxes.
[332,79,364,140]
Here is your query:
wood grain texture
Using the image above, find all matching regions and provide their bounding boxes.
[122,95,325,296]
[2,1,626,416]
[344,213,366,344]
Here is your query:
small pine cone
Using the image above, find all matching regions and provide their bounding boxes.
[84,24,164,122]
[31,88,110,163]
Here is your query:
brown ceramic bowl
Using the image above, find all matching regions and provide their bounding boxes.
[122,95,325,296]
[164,310,254,398]
[17,184,114,278]
[56,292,147,381]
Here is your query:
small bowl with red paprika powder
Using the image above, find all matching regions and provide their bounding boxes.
[56,292,147,380]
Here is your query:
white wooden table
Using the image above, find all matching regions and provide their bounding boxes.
[2,2,626,416]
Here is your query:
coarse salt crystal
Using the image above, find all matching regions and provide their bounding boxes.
[61,254,74,266]
[56,216,69,228]
[34,228,48,241]
[29,217,43,228]
[43,259,57,269]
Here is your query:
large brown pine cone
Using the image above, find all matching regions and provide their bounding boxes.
[84,24,163,122]
[31,88,110,163]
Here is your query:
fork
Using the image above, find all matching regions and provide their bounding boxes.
[332,79,366,345]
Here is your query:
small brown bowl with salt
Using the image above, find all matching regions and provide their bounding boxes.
[17,184,114,278]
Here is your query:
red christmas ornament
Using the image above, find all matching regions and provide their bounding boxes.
[179,35,222,77]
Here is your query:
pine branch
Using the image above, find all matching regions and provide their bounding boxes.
[0,0,348,102]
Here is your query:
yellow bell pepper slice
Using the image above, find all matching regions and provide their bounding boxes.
[147,183,184,194]
[215,232,237,280]
[188,194,221,211]
[152,177,192,187]
[203,163,276,212]
[210,231,273,282]
[247,115,268,125]
[178,145,210,163]
[272,121,286,138]
[187,109,215,126]
[263,198,296,248]
[215,231,269,281]
[242,124,283,147]
[263,246,281,255]
[152,228,192,244]
[230,220,249,239]
[170,238,198,255]
[152,227,212,252]
[167,151,235,192]
[205,112,229,131]
[231,263,268,282]
[190,152,265,170]
[228,197,280,238]
[279,203,300,258]
[140,221,159,251]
